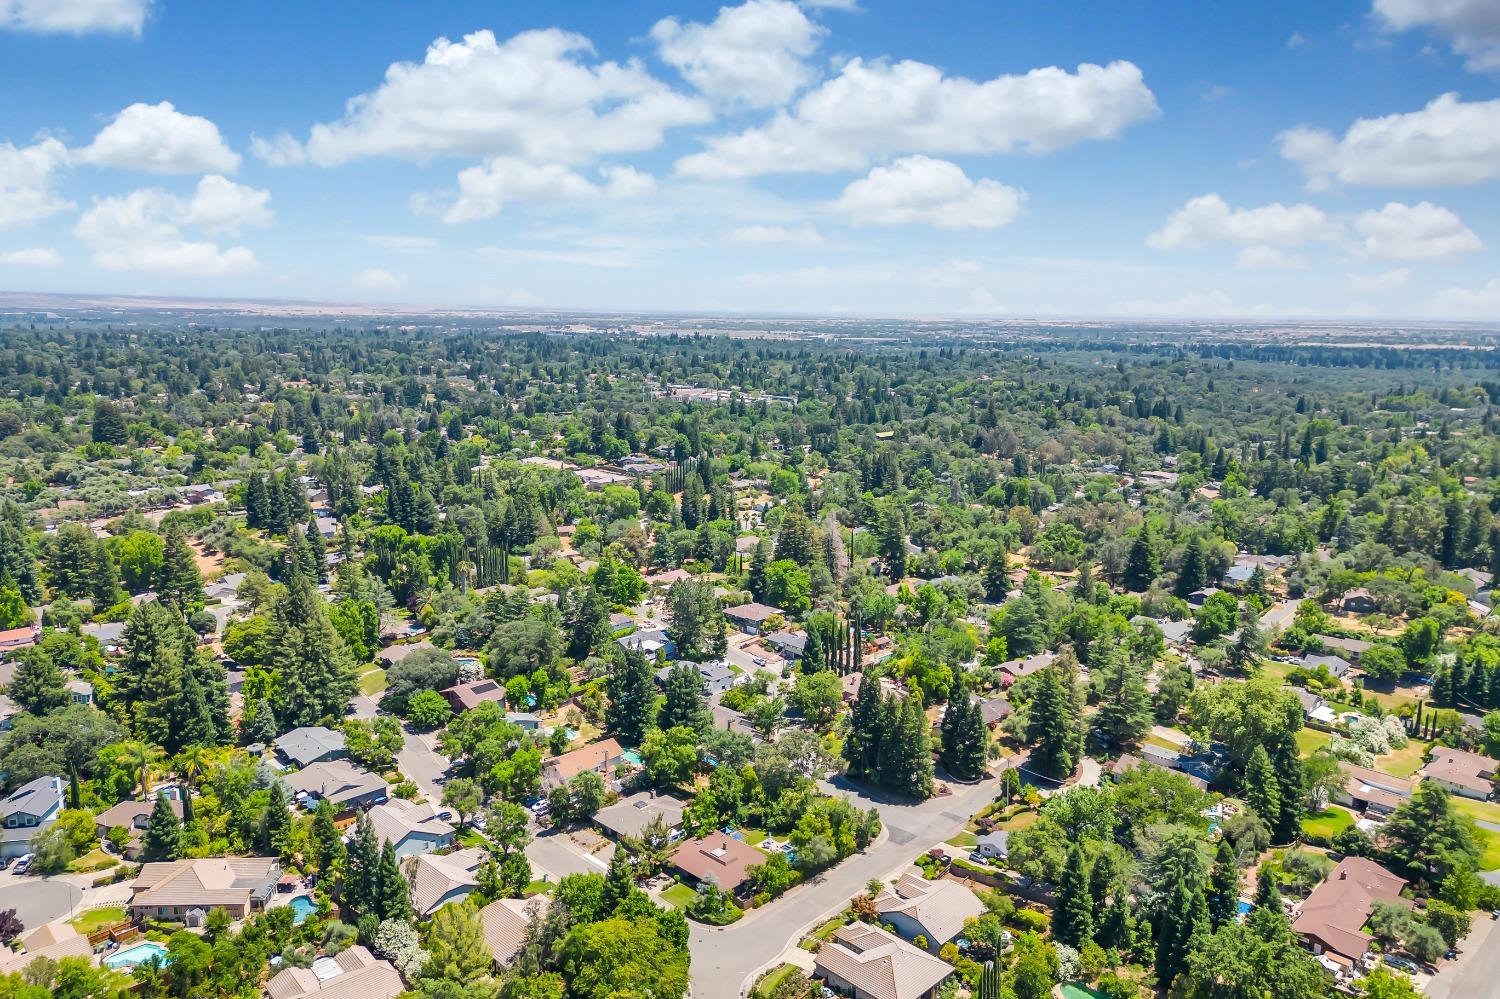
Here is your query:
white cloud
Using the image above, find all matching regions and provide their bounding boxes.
[652,0,825,107]
[363,234,439,253]
[1287,30,1310,48]
[78,101,240,174]
[1352,201,1481,259]
[352,268,407,293]
[0,246,61,267]
[800,0,860,9]
[676,57,1157,178]
[1374,0,1500,72]
[737,262,898,285]
[1348,267,1412,291]
[0,137,72,229]
[1147,194,1342,250]
[259,28,709,167]
[74,177,271,275]
[1432,276,1500,315]
[443,158,656,223]
[918,258,983,288]
[831,156,1025,229]
[727,224,823,246]
[0,0,149,35]
[1279,93,1500,188]
[1236,245,1308,270]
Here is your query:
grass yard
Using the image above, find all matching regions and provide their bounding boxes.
[947,831,978,848]
[1474,826,1500,872]
[524,880,553,896]
[1453,795,1500,828]
[754,965,801,999]
[994,809,1039,833]
[1301,807,1356,841]
[358,667,387,696]
[801,916,848,949]
[1374,741,1430,778]
[660,883,698,909]
[68,849,119,874]
[69,907,128,933]
[1145,732,1185,752]
[1295,728,1332,758]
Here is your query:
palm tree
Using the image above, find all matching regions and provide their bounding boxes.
[118,740,165,799]
[170,744,214,824]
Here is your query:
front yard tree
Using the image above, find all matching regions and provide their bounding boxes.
[142,793,183,862]
[1054,844,1093,947]
[1026,663,1081,779]
[659,662,711,735]
[1382,780,1481,887]
[606,647,655,747]
[1092,644,1152,747]
[940,683,988,782]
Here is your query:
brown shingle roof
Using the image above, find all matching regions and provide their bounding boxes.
[480,896,551,967]
[814,923,953,999]
[873,873,986,947]
[541,738,626,788]
[1290,857,1408,963]
[670,832,763,894]
[1419,747,1497,796]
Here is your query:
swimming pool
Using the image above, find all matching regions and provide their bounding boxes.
[289,894,316,925]
[104,941,170,969]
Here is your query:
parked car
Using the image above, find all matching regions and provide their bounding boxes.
[1385,956,1418,973]
[12,853,34,874]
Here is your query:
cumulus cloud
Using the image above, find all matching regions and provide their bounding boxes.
[0,0,149,35]
[1236,245,1308,270]
[1348,267,1412,292]
[0,137,72,229]
[78,101,240,174]
[1432,276,1500,315]
[1147,194,1342,250]
[676,58,1157,178]
[74,175,271,275]
[918,258,983,288]
[1352,201,1481,259]
[652,0,825,107]
[1374,0,1500,72]
[352,268,407,293]
[726,224,823,246]
[443,159,656,223]
[256,28,709,167]
[831,156,1025,229]
[1279,93,1500,188]
[0,246,61,267]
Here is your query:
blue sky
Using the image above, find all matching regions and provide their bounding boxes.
[2,0,1499,319]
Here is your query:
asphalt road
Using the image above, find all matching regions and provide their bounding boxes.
[1425,910,1499,999]
[0,871,81,931]
[687,761,1018,999]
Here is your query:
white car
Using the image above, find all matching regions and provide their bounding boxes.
[12,853,34,874]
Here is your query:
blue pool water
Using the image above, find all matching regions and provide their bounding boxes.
[289,895,316,924]
[104,941,170,969]
[1236,901,1252,915]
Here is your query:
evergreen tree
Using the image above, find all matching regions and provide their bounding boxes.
[1228,602,1267,673]
[1252,866,1282,914]
[91,398,127,445]
[270,566,359,728]
[1382,780,1481,887]
[1175,536,1207,598]
[605,648,655,747]
[747,540,770,602]
[982,548,1010,602]
[1026,663,1081,779]
[245,474,269,530]
[873,693,903,791]
[1207,838,1238,929]
[158,527,203,610]
[874,500,908,579]
[658,662,711,735]
[242,697,277,744]
[1270,745,1305,844]
[0,502,43,604]
[1154,856,1210,987]
[7,647,67,714]
[601,841,636,912]
[940,683,988,782]
[374,841,412,922]
[842,671,883,779]
[1091,644,1153,747]
[1243,745,1281,830]
[1123,524,1161,592]
[344,812,380,916]
[310,797,344,875]
[802,627,826,672]
[1054,844,1093,947]
[169,664,218,751]
[897,695,934,799]
[261,780,292,856]
[141,793,183,862]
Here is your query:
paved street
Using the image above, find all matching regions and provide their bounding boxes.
[0,870,81,930]
[1425,911,1499,999]
[688,762,1016,999]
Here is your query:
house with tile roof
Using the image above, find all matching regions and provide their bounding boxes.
[873,872,986,950]
[94,791,186,860]
[813,923,954,999]
[129,856,280,920]
[275,726,348,768]
[670,831,763,896]
[480,896,551,968]
[404,846,486,915]
[264,945,404,999]
[366,798,455,859]
[0,920,92,975]
[1290,857,1408,966]
[541,738,628,791]
[1417,746,1497,800]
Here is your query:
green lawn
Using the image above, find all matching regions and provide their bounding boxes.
[994,809,1038,832]
[754,965,801,999]
[1146,732,1186,752]
[69,907,127,934]
[1295,728,1332,758]
[1301,807,1356,841]
[523,880,553,896]
[358,667,387,696]
[660,883,697,909]
[1474,826,1500,872]
[1452,795,1500,827]
[1375,741,1430,778]
[67,849,119,874]
[947,831,978,848]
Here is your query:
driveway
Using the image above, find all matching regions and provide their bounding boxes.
[1425,911,1500,999]
[689,759,1019,999]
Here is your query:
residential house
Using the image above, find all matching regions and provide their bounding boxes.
[0,624,39,652]
[1339,588,1378,615]
[375,641,436,667]
[405,847,486,915]
[264,945,404,999]
[281,760,390,812]
[507,711,542,731]
[480,896,552,968]
[593,791,686,841]
[1287,686,1336,728]
[129,857,280,920]
[655,660,737,696]
[1291,857,1408,967]
[711,703,758,740]
[723,602,782,635]
[1300,654,1351,679]
[365,799,456,859]
[813,923,954,999]
[80,620,125,652]
[998,652,1057,687]
[275,726,348,769]
[1186,587,1219,607]
[763,631,806,663]
[873,872,986,950]
[973,831,1009,861]
[94,791,186,860]
[0,921,93,975]
[1315,635,1371,664]
[1418,747,1497,800]
[1156,619,1193,648]
[618,627,676,661]
[441,678,507,713]
[541,738,628,791]
[977,694,1012,729]
[670,832,763,896]
[1109,745,1211,791]
[66,679,93,705]
[1,775,63,860]
[1334,763,1412,818]
[643,568,692,589]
